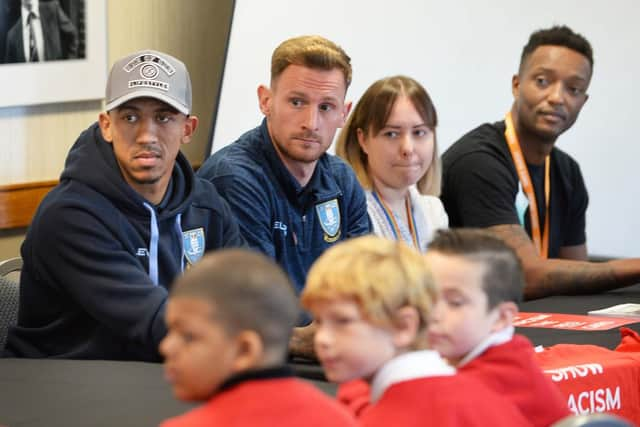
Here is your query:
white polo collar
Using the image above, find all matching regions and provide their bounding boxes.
[458,326,514,367]
[370,350,455,403]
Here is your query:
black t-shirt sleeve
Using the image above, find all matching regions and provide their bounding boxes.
[443,150,521,228]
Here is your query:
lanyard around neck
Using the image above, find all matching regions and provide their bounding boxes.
[504,112,550,259]
[371,190,420,249]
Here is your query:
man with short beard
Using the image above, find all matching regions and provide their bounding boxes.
[198,35,371,358]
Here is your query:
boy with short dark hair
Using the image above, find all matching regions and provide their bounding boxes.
[159,249,357,427]
[427,228,569,427]
[301,235,530,427]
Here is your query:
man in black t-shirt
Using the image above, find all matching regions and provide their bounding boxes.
[443,121,588,260]
[442,25,640,299]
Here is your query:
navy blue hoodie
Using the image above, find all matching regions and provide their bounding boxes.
[5,123,245,361]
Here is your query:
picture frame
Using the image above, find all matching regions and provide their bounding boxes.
[0,0,107,108]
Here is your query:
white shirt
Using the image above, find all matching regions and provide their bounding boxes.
[21,1,44,62]
[370,350,456,403]
[366,186,448,253]
[458,326,515,367]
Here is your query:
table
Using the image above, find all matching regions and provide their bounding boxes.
[518,283,640,349]
[0,358,335,427]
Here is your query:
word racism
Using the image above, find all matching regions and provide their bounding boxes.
[567,387,621,414]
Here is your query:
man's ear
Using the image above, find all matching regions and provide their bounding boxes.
[340,101,352,127]
[511,74,520,99]
[490,301,518,333]
[98,112,114,144]
[257,85,272,116]
[231,330,264,373]
[392,306,420,349]
[181,115,199,145]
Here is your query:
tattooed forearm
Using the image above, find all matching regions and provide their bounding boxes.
[535,261,618,298]
[486,224,640,299]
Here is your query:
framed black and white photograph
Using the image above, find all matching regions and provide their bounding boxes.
[0,0,106,107]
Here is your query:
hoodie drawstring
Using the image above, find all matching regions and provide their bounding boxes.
[143,205,185,285]
[143,203,160,286]
[174,213,184,272]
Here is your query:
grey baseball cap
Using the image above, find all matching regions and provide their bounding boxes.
[105,49,192,115]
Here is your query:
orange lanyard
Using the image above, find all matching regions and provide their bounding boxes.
[504,112,550,259]
[371,191,420,249]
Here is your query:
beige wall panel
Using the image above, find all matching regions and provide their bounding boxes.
[107,0,234,163]
[0,229,25,260]
[0,102,102,184]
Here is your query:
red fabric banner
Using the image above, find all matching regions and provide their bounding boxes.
[514,312,640,330]
[534,328,640,423]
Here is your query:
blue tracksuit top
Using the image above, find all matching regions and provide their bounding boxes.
[198,119,371,295]
[5,123,245,361]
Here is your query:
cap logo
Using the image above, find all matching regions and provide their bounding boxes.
[122,53,175,92]
[140,63,159,80]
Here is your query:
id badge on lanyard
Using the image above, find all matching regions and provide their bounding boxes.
[504,112,550,259]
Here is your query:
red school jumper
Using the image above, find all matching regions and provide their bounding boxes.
[360,350,532,427]
[460,333,570,427]
[161,371,356,427]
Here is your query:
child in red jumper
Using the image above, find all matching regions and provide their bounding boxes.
[426,228,570,427]
[159,249,356,427]
[301,235,531,427]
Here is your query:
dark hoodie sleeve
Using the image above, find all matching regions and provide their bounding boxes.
[216,192,248,248]
[28,199,168,359]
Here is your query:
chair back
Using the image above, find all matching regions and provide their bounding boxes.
[0,257,22,277]
[0,257,21,352]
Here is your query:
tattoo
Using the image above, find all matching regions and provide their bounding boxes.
[488,225,532,253]
[541,263,617,296]
[486,225,638,299]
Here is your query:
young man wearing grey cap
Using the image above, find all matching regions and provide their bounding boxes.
[4,50,245,361]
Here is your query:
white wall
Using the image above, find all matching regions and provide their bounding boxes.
[211,0,640,257]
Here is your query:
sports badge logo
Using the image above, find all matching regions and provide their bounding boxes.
[183,227,205,266]
[315,199,341,243]
[123,53,175,92]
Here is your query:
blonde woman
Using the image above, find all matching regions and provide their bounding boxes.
[336,76,447,251]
